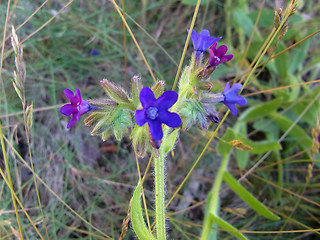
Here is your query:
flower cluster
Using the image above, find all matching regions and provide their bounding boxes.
[60,28,247,150]
[178,29,247,130]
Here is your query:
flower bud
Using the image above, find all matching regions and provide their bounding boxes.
[100,79,130,104]
[151,81,165,98]
[131,75,142,104]
[199,82,213,91]
[87,99,117,108]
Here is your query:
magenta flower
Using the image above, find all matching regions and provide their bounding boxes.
[189,29,222,57]
[60,88,91,128]
[222,82,247,116]
[208,43,233,67]
[135,87,181,140]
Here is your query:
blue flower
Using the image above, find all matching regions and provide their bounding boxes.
[189,29,222,57]
[60,88,92,128]
[208,43,233,67]
[91,49,99,56]
[135,87,181,140]
[222,82,247,116]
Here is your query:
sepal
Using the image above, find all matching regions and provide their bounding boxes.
[179,99,207,130]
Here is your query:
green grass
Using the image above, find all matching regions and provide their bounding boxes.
[0,0,320,239]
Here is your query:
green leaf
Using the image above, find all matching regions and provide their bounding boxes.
[232,9,256,37]
[217,129,235,156]
[288,38,310,74]
[239,99,282,122]
[130,184,156,240]
[248,9,274,28]
[234,123,249,169]
[209,213,248,240]
[274,43,288,79]
[223,171,280,220]
[162,129,179,154]
[292,87,320,126]
[228,129,282,154]
[268,112,313,150]
[249,141,282,154]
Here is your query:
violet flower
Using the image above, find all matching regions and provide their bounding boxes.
[221,82,247,116]
[60,88,92,128]
[208,43,233,67]
[189,29,222,57]
[135,87,181,140]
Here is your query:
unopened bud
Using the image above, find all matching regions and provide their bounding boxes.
[151,81,165,98]
[202,66,216,80]
[87,99,117,108]
[208,113,219,123]
[100,79,130,104]
[84,113,100,127]
[200,82,213,91]
[131,75,142,104]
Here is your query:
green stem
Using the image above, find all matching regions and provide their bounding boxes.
[200,154,230,240]
[154,152,166,240]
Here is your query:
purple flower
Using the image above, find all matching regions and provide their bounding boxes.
[208,43,233,67]
[91,49,99,56]
[222,82,247,116]
[189,29,222,57]
[60,88,91,128]
[135,87,181,140]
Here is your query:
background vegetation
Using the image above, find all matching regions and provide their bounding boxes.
[0,0,319,239]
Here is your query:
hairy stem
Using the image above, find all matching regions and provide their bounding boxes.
[154,152,166,239]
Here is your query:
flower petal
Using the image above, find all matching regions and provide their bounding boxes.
[224,102,238,116]
[235,95,247,106]
[60,104,77,116]
[220,54,234,63]
[216,45,228,57]
[199,29,210,37]
[148,119,163,140]
[139,87,156,108]
[189,29,199,50]
[155,91,178,111]
[78,100,91,116]
[158,111,181,128]
[199,36,222,52]
[67,114,80,128]
[75,88,82,102]
[230,83,243,93]
[64,89,77,104]
[135,109,147,126]
[222,82,231,94]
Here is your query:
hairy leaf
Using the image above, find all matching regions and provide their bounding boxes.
[131,184,156,240]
